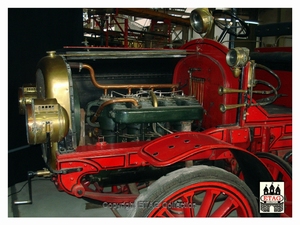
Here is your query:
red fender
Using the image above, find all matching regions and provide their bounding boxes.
[138,131,273,198]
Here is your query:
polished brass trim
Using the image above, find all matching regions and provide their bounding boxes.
[18,84,37,115]
[226,47,250,67]
[218,86,247,95]
[190,8,213,36]
[220,103,246,113]
[36,55,73,131]
[25,98,69,145]
[149,90,158,107]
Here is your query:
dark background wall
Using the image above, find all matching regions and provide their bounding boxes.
[8,8,83,187]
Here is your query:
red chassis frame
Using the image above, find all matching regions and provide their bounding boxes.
[54,132,274,202]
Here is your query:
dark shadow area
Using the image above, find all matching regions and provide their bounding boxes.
[8,8,83,186]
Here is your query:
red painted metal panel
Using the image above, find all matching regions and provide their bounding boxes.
[139,131,250,167]
[174,39,241,128]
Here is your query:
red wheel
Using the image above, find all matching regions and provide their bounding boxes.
[129,165,259,217]
[256,152,292,217]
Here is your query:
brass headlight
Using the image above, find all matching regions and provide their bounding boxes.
[190,8,213,36]
[25,98,69,145]
[226,47,250,67]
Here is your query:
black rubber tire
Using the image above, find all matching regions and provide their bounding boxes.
[128,165,259,217]
[256,152,292,178]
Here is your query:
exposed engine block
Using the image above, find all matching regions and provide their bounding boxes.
[86,91,203,144]
[19,52,204,155]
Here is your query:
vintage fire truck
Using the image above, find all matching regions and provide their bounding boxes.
[17,8,292,217]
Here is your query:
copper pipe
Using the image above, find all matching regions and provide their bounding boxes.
[91,98,139,123]
[69,62,179,95]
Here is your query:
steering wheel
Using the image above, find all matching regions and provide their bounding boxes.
[213,9,250,38]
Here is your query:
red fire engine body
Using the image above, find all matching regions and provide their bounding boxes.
[18,9,292,217]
